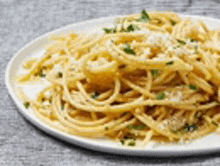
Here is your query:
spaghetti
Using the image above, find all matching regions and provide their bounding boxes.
[17,10,220,146]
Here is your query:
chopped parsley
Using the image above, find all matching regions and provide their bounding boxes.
[120,138,136,146]
[152,70,159,77]
[127,124,146,130]
[103,27,117,34]
[61,104,64,110]
[138,10,150,23]
[170,20,176,25]
[170,129,179,134]
[173,45,181,49]
[104,24,140,34]
[171,124,198,135]
[134,125,145,130]
[40,74,46,77]
[24,101,30,109]
[124,134,135,139]
[128,141,136,146]
[105,126,109,130]
[212,121,218,127]
[58,72,63,78]
[127,24,140,32]
[171,124,197,134]
[189,84,197,91]
[156,92,166,100]
[177,39,186,45]
[120,27,127,33]
[120,139,125,145]
[39,69,46,77]
[91,91,99,99]
[190,38,197,42]
[127,125,134,130]
[182,124,197,133]
[166,61,174,65]
[122,112,129,116]
[123,44,136,55]
[194,45,198,54]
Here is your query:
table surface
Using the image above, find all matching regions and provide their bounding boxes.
[1,0,220,165]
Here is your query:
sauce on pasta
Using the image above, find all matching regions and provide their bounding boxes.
[17,10,220,147]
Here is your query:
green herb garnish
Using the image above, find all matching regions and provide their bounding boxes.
[123,44,135,55]
[173,45,181,49]
[103,28,112,34]
[120,27,127,32]
[212,121,218,127]
[24,101,30,109]
[124,134,135,139]
[138,10,150,22]
[177,39,186,45]
[182,124,197,133]
[128,141,136,146]
[39,69,46,77]
[152,70,159,77]
[127,124,146,130]
[166,61,174,65]
[92,91,99,99]
[122,112,129,116]
[120,139,125,145]
[133,125,145,130]
[103,27,117,34]
[190,38,197,42]
[40,74,46,77]
[189,84,197,91]
[127,24,140,32]
[170,20,176,25]
[127,125,133,130]
[61,104,64,110]
[156,92,166,100]
[194,45,198,54]
[58,72,63,78]
[170,129,179,134]
[105,126,109,130]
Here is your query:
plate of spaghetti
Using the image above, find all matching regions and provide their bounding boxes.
[5,10,220,156]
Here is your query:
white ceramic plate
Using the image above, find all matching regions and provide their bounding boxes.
[5,14,220,156]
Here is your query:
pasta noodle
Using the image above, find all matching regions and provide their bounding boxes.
[17,10,220,147]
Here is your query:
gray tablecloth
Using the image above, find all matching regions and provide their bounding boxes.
[1,0,220,165]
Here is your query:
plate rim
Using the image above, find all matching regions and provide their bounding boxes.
[5,13,220,157]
